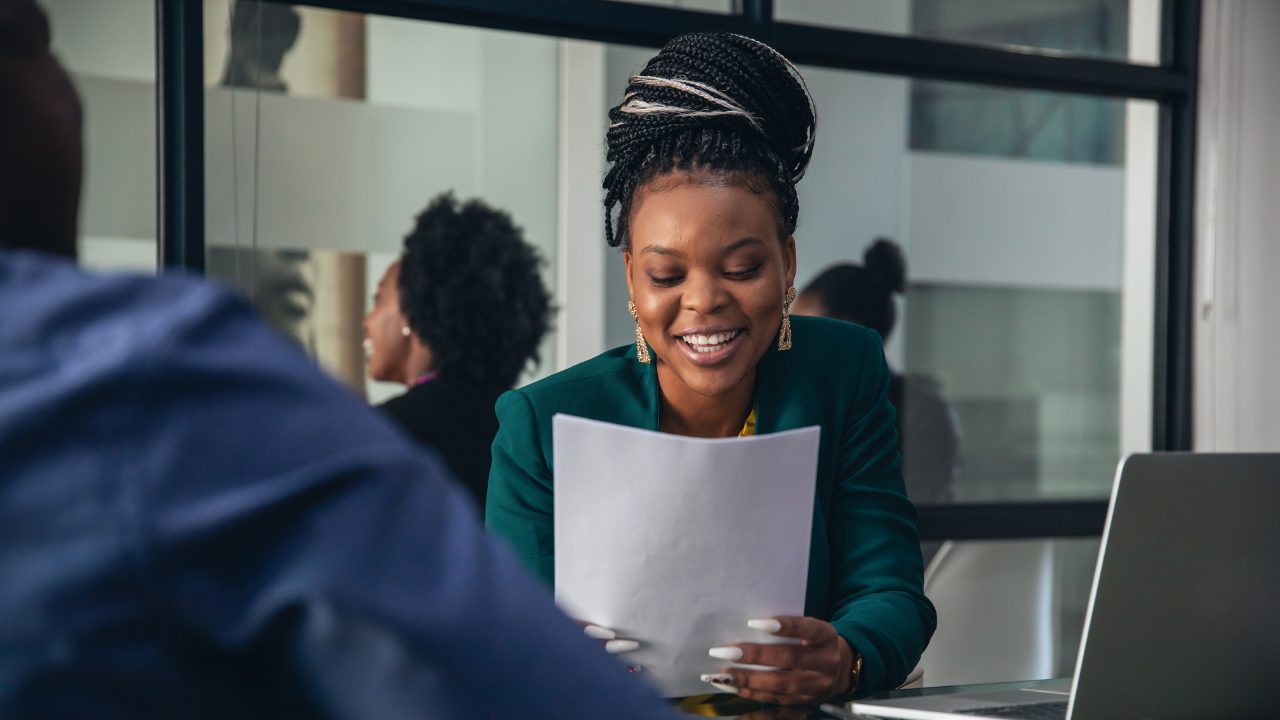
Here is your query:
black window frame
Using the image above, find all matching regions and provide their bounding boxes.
[157,0,1199,541]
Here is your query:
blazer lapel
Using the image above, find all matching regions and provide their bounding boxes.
[755,344,793,435]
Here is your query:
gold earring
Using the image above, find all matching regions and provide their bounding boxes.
[628,300,651,364]
[777,286,797,351]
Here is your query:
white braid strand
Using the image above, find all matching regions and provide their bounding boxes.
[616,74,764,134]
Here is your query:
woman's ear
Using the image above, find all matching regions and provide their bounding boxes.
[623,250,636,301]
[783,235,798,289]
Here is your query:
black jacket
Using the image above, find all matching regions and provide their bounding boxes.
[380,378,505,513]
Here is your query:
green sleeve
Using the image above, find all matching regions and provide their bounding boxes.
[828,331,937,692]
[484,390,556,587]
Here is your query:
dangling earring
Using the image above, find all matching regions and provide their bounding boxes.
[777,286,797,351]
[628,300,651,364]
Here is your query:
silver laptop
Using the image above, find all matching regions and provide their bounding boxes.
[825,453,1280,720]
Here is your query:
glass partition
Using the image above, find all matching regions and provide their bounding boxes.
[202,1,561,401]
[922,537,1100,685]
[197,1,1159,503]
[609,0,733,12]
[774,0,1161,65]
[793,70,1158,503]
[604,43,1158,503]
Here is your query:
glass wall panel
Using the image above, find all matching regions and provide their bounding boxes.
[923,537,1100,685]
[202,2,561,402]
[175,3,1160,687]
[803,69,1156,503]
[199,3,1159,503]
[607,0,733,13]
[911,82,1125,164]
[43,0,157,273]
[775,0,1161,65]
[604,48,1158,503]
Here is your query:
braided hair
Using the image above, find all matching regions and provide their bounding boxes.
[603,32,817,249]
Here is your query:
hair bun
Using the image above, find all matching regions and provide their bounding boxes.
[612,32,816,184]
[602,32,817,248]
[863,238,906,294]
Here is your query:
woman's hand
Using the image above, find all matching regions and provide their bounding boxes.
[580,623,644,674]
[582,623,641,656]
[703,616,853,705]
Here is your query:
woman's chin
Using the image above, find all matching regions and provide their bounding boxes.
[662,358,754,399]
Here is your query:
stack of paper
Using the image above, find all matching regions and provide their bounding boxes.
[553,414,821,697]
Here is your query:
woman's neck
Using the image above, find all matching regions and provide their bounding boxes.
[656,365,756,438]
[398,343,435,387]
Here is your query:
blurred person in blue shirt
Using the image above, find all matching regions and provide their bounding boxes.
[0,1,676,718]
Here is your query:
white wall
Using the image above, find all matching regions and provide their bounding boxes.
[906,153,1124,291]
[44,0,154,83]
[42,0,157,272]
[557,40,608,368]
[205,89,477,255]
[1194,0,1280,451]
[792,66,910,289]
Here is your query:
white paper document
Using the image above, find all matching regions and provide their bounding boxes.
[552,414,821,698]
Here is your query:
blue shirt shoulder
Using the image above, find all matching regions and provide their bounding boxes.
[0,251,676,720]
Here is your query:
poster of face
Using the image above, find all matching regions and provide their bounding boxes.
[204,1,370,396]
[205,246,369,390]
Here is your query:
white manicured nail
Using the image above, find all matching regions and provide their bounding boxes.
[606,639,639,654]
[709,681,739,695]
[748,618,782,633]
[709,646,743,661]
[584,624,616,640]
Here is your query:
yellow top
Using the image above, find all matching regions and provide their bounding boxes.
[738,408,757,437]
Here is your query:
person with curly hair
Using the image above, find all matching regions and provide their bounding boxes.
[486,32,935,704]
[363,193,551,512]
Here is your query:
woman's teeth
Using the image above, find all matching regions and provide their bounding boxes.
[680,330,740,353]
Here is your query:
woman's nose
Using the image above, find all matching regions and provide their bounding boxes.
[682,273,729,315]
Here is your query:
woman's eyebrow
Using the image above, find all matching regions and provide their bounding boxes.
[639,237,763,257]
[640,245,682,257]
[724,237,765,253]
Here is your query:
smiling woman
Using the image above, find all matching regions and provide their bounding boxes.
[485,32,936,704]
[626,177,796,435]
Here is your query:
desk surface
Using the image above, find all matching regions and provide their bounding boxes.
[672,680,1066,719]
[672,693,829,719]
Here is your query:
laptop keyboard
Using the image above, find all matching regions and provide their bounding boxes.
[955,701,1068,720]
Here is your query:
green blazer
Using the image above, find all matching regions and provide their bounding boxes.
[485,315,936,692]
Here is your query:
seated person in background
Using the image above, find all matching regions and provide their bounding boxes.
[364,193,551,512]
[486,32,935,705]
[0,4,673,718]
[791,239,961,564]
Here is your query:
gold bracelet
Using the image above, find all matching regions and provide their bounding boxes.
[847,649,864,695]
